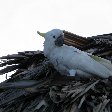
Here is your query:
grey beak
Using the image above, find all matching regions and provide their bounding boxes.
[55,35,64,47]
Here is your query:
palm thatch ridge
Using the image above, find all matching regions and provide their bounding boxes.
[0,31,112,112]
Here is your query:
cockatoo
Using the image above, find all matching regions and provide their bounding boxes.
[37,29,112,78]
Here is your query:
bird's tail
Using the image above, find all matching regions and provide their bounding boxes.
[89,54,112,72]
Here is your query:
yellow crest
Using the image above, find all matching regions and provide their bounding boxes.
[37,31,45,37]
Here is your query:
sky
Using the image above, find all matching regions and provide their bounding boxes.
[0,0,112,82]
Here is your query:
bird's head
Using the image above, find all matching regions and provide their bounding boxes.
[37,29,64,47]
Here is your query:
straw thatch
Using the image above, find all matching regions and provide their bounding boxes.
[0,31,112,112]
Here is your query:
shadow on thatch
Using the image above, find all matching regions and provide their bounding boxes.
[0,31,112,112]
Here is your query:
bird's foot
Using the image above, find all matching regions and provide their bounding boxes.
[69,69,76,76]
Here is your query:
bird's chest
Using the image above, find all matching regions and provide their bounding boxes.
[49,50,69,73]
[49,48,73,67]
[49,52,64,66]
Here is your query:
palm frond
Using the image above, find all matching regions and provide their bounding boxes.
[0,31,112,112]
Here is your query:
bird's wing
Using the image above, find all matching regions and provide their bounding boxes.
[88,54,112,71]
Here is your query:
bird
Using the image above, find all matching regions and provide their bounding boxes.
[37,29,112,78]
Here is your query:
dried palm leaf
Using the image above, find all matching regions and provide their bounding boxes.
[0,31,112,112]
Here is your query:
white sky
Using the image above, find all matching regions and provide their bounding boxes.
[0,0,112,82]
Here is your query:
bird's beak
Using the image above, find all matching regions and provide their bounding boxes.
[55,35,64,47]
[37,31,45,38]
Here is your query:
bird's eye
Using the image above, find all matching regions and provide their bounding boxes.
[53,36,56,38]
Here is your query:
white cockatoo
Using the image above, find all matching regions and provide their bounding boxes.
[37,29,112,78]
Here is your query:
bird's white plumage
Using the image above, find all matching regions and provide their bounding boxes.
[41,29,112,78]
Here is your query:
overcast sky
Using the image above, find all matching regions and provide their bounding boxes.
[0,0,112,81]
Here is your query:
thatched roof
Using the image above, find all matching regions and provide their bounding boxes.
[0,31,112,112]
